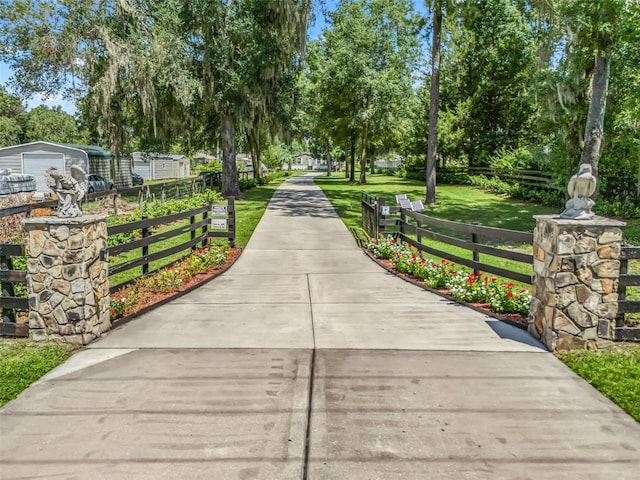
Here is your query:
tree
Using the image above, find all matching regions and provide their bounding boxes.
[529,0,637,196]
[306,0,422,184]
[425,0,443,204]
[439,0,535,167]
[22,105,85,144]
[0,86,24,147]
[1,1,310,197]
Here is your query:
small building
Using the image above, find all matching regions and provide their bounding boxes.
[0,141,90,193]
[283,153,327,171]
[132,152,191,181]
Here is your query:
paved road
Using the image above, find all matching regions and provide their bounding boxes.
[1,174,639,479]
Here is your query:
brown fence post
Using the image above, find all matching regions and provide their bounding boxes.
[0,247,16,324]
[142,216,149,275]
[228,197,236,248]
[190,214,196,251]
[617,251,628,330]
[202,209,209,248]
[377,196,386,236]
[471,222,480,276]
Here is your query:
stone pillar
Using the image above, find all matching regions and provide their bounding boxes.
[529,215,626,351]
[23,215,110,344]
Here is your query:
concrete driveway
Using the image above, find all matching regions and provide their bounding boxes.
[1,174,638,479]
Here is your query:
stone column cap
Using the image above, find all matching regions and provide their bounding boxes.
[534,214,626,227]
[23,214,108,227]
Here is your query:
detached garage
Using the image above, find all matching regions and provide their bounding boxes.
[132,152,191,181]
[0,142,89,193]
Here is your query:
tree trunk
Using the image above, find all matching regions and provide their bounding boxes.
[349,130,356,183]
[221,113,241,198]
[324,139,332,176]
[579,40,611,200]
[359,125,368,184]
[245,126,261,181]
[426,2,442,205]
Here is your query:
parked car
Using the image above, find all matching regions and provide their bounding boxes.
[87,174,115,193]
[131,171,144,186]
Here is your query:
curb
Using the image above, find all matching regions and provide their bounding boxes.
[361,248,528,331]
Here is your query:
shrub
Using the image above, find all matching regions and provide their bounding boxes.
[365,235,531,315]
[445,271,492,303]
[489,282,531,315]
[366,235,403,260]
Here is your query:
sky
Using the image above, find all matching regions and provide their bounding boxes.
[0,0,429,116]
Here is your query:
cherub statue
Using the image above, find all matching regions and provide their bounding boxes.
[44,165,88,218]
[560,163,597,220]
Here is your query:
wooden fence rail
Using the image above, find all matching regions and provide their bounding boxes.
[0,243,28,337]
[363,195,533,285]
[617,245,640,341]
[107,198,235,293]
[397,209,533,285]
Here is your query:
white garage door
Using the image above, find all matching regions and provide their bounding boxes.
[23,153,65,193]
[133,161,151,180]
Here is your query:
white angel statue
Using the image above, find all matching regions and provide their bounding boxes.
[44,165,88,218]
[560,163,597,220]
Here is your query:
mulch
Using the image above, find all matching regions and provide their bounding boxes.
[110,248,242,328]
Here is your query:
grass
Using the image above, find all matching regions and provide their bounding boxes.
[315,174,554,289]
[558,345,640,422]
[0,339,77,407]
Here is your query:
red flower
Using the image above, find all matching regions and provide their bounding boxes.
[466,278,475,285]
[507,292,513,298]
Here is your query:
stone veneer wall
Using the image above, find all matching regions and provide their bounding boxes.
[529,215,626,351]
[23,215,110,344]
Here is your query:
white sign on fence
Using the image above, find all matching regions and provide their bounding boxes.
[381,206,390,216]
[211,219,228,229]
[211,205,227,216]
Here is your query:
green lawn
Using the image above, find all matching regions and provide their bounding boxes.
[315,174,554,289]
[315,174,557,232]
[0,340,76,407]
[558,346,640,422]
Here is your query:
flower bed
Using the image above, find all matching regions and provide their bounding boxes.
[366,235,530,320]
[109,242,239,322]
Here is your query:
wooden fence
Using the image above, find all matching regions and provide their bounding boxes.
[444,166,557,190]
[362,194,533,285]
[108,199,235,292]
[440,166,639,202]
[0,177,211,219]
[0,244,28,337]
[617,245,640,341]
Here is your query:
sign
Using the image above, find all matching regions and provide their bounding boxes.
[211,219,227,229]
[399,199,412,210]
[381,206,390,216]
[211,205,227,216]
[410,200,424,212]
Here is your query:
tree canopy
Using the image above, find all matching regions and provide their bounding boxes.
[1,0,639,206]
